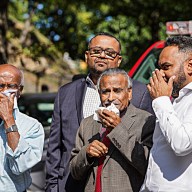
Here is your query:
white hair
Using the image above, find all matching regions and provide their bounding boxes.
[97,68,133,90]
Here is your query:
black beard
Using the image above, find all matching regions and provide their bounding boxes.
[89,61,108,76]
[172,67,186,98]
[89,67,103,76]
[172,83,180,98]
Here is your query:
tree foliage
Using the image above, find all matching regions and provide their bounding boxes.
[0,0,74,91]
[26,0,192,69]
[0,0,192,86]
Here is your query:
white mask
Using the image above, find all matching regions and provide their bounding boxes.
[1,89,18,109]
[93,103,120,122]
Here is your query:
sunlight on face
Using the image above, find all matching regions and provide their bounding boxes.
[99,74,132,111]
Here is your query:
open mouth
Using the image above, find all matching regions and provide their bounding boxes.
[96,61,107,66]
[95,58,107,66]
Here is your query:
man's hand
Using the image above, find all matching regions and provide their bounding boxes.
[147,69,175,99]
[0,92,15,124]
[86,140,108,158]
[0,92,19,151]
[98,109,121,130]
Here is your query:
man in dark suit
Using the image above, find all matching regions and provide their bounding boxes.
[70,68,155,192]
[45,32,154,192]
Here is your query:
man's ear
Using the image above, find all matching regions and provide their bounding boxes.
[85,51,88,64]
[127,88,132,101]
[186,59,192,76]
[17,86,24,98]
[117,55,122,67]
[19,85,24,92]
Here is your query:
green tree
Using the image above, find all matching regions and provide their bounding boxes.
[28,0,192,70]
[1,0,192,79]
[0,0,73,91]
[0,0,9,63]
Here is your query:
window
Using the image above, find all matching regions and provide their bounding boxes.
[133,48,162,84]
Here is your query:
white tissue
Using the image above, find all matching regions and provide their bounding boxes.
[93,103,120,121]
[1,89,18,109]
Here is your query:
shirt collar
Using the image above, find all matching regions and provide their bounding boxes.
[174,82,192,102]
[86,74,98,90]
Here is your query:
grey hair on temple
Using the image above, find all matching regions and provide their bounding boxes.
[97,68,133,90]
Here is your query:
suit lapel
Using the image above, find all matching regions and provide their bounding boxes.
[103,104,136,167]
[88,118,102,143]
[120,104,136,131]
[90,120,102,176]
[92,120,102,137]
[76,79,87,124]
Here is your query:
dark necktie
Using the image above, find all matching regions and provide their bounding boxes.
[95,129,110,192]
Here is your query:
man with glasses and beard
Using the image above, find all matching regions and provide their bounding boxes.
[140,36,192,191]
[45,32,154,192]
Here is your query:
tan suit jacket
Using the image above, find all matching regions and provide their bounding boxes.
[70,104,155,192]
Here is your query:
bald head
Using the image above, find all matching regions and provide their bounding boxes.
[0,64,24,86]
[0,64,24,97]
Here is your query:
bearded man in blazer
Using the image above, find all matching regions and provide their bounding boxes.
[70,68,155,192]
[45,33,154,192]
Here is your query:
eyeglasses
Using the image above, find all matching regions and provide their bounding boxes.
[0,83,22,91]
[88,47,119,59]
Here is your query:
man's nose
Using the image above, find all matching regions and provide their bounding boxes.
[100,50,106,58]
[108,92,115,101]
[159,69,165,76]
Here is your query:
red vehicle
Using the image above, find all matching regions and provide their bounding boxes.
[128,40,165,84]
[129,21,192,84]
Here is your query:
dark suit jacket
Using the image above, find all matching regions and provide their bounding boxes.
[45,77,154,192]
[70,104,155,192]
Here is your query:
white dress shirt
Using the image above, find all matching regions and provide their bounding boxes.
[83,75,101,118]
[140,82,192,191]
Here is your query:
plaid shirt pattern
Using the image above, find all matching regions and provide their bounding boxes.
[83,75,101,118]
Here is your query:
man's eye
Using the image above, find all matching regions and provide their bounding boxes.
[0,84,4,88]
[162,65,170,70]
[9,84,17,89]
[93,49,101,54]
[114,88,123,93]
[105,51,114,57]
[101,90,109,94]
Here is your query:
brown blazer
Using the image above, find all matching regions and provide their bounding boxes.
[70,104,155,192]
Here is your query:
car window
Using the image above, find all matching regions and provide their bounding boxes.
[37,103,54,124]
[18,93,56,127]
[19,102,54,126]
[133,48,162,84]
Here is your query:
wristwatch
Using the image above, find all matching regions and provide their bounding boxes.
[5,124,18,134]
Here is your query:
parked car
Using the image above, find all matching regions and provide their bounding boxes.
[128,40,165,84]
[18,92,57,191]
[129,20,192,84]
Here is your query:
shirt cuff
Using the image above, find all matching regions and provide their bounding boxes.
[6,136,30,157]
